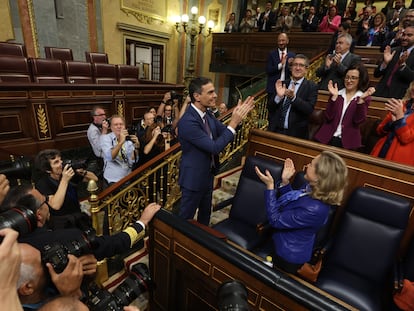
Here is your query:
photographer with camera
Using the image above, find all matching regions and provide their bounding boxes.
[33,149,97,230]
[100,115,140,187]
[87,106,109,178]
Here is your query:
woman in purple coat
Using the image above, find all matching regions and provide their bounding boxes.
[314,63,376,150]
[255,151,348,274]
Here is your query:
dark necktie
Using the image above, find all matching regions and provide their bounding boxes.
[278,81,298,129]
[387,48,408,87]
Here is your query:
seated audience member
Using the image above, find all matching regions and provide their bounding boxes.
[302,6,319,32]
[356,6,374,38]
[218,102,228,116]
[370,81,414,165]
[239,9,255,33]
[314,64,376,150]
[255,151,348,274]
[258,1,276,32]
[34,149,97,230]
[100,115,140,186]
[224,12,238,33]
[357,12,388,46]
[269,54,318,139]
[319,6,341,33]
[374,25,414,98]
[0,228,23,311]
[275,6,293,32]
[327,23,355,54]
[87,106,109,175]
[316,33,361,90]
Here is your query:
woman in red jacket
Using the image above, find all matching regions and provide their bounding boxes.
[370,81,414,166]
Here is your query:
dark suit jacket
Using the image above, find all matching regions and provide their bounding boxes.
[258,10,276,32]
[269,79,318,138]
[301,13,319,32]
[374,46,414,98]
[266,49,296,94]
[316,52,361,90]
[178,105,234,191]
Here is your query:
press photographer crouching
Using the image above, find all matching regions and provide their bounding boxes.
[33,149,98,230]
[0,184,160,310]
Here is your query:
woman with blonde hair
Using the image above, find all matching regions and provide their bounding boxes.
[255,151,348,274]
[370,81,414,165]
[357,12,388,46]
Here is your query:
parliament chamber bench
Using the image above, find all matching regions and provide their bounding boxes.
[148,130,414,310]
[0,83,184,160]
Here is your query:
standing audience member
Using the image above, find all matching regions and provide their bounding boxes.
[136,110,155,143]
[343,0,357,20]
[319,6,341,33]
[177,77,254,226]
[328,23,355,54]
[356,6,374,38]
[357,12,388,46]
[275,6,293,32]
[224,12,238,33]
[258,1,276,32]
[374,25,414,98]
[34,149,97,230]
[0,228,23,311]
[87,106,109,175]
[316,33,361,90]
[314,64,376,150]
[360,0,377,17]
[269,54,318,138]
[141,123,168,165]
[386,0,408,30]
[302,6,319,32]
[100,115,140,186]
[292,1,305,28]
[254,151,348,274]
[266,33,295,131]
[239,9,255,33]
[218,102,228,115]
[370,81,414,165]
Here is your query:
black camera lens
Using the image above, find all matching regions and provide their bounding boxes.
[217,280,250,311]
[0,206,37,236]
[86,263,154,311]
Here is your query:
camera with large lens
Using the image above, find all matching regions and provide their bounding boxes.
[0,206,37,239]
[85,263,154,311]
[62,159,87,170]
[41,228,97,273]
[217,280,250,311]
[0,156,32,184]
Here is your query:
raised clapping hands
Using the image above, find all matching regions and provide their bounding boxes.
[228,96,255,130]
[383,46,396,66]
[255,166,275,190]
[275,79,286,98]
[359,87,376,104]
[327,80,339,99]
[385,98,405,121]
[281,158,296,184]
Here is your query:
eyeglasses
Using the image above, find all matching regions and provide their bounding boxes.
[292,63,307,68]
[39,196,52,210]
[94,113,106,117]
[345,75,359,81]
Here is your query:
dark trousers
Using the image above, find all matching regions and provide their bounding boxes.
[179,183,213,226]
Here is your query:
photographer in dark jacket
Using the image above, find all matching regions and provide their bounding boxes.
[34,149,98,230]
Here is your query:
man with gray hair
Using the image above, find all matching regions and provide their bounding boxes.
[316,33,361,90]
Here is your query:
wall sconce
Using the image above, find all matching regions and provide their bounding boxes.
[173,6,215,86]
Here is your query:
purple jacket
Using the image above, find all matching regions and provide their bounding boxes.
[314,93,371,150]
[265,184,330,265]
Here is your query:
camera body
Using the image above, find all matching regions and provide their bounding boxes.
[85,263,154,311]
[62,159,87,170]
[41,229,96,273]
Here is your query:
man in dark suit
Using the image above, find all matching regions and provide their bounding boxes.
[258,1,276,31]
[269,54,318,139]
[266,32,296,132]
[374,25,414,98]
[177,77,254,226]
[316,33,361,90]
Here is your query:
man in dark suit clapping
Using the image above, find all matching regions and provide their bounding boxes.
[177,77,254,225]
[270,54,318,139]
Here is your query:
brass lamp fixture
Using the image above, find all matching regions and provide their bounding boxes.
[173,6,215,86]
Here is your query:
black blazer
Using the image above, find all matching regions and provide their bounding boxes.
[268,78,318,139]
[258,10,276,32]
[374,46,414,98]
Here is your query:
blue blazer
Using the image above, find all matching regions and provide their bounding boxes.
[266,49,296,94]
[178,106,234,191]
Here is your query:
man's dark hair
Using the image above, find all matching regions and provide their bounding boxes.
[90,105,104,117]
[339,22,351,31]
[0,184,39,213]
[35,149,61,174]
[189,77,213,103]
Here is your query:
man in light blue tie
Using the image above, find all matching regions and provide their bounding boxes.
[270,54,318,139]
